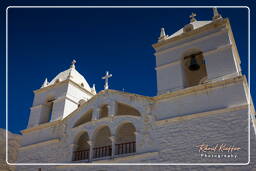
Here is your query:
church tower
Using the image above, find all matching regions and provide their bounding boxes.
[27,60,96,128]
[153,9,242,95]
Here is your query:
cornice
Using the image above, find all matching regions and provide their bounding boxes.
[33,79,94,96]
[154,75,245,101]
[21,120,61,134]
[155,104,248,126]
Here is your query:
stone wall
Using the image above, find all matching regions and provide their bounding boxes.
[0,129,21,171]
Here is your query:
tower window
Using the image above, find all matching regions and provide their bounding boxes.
[39,98,54,124]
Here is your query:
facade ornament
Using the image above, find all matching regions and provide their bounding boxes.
[41,78,48,88]
[212,7,222,20]
[189,12,197,23]
[102,71,112,90]
[158,28,168,42]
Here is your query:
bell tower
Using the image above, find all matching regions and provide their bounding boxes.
[27,60,96,128]
[152,8,242,95]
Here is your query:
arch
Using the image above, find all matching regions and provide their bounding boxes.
[99,104,108,119]
[182,49,208,88]
[116,102,141,117]
[39,97,55,124]
[92,125,112,158]
[73,110,93,128]
[72,131,90,161]
[115,122,136,155]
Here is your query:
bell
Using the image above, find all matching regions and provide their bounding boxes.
[189,55,200,71]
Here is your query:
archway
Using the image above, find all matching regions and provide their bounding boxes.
[73,110,93,128]
[116,103,141,117]
[93,126,112,158]
[99,104,108,119]
[115,122,136,155]
[72,132,90,161]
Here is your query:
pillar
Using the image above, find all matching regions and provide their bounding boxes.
[92,108,100,121]
[109,136,115,158]
[87,140,93,162]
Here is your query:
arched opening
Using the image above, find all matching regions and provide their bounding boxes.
[99,104,108,119]
[115,122,136,155]
[73,110,93,128]
[182,50,207,88]
[73,132,90,161]
[39,98,54,124]
[93,126,112,159]
[116,103,141,117]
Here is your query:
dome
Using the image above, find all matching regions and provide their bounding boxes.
[42,60,94,94]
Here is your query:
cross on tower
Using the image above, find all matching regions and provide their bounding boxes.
[189,12,197,22]
[102,71,112,90]
[70,59,76,68]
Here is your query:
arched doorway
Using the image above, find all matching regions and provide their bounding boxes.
[115,122,136,155]
[93,126,112,159]
[73,132,90,161]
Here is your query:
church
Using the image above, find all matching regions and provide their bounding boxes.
[15,8,256,171]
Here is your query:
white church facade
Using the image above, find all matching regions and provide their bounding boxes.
[15,9,256,171]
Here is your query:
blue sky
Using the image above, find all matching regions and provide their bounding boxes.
[0,4,255,134]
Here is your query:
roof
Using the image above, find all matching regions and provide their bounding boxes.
[168,20,212,39]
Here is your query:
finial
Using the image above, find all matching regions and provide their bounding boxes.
[212,7,222,20]
[91,84,96,94]
[189,12,197,23]
[158,27,168,42]
[102,71,112,90]
[70,59,76,69]
[41,78,48,88]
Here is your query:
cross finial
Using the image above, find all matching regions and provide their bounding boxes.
[102,71,112,90]
[70,59,76,69]
[212,7,222,20]
[189,12,197,23]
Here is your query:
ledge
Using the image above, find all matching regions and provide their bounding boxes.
[21,120,61,134]
[154,75,245,101]
[19,138,60,151]
[56,151,159,167]
[156,104,248,126]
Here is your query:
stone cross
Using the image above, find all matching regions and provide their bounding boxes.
[189,12,197,22]
[102,71,112,90]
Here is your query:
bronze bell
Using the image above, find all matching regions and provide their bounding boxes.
[189,55,200,71]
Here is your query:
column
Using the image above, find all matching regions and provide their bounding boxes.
[87,140,93,162]
[70,144,77,161]
[108,102,116,117]
[92,108,100,121]
[109,136,115,158]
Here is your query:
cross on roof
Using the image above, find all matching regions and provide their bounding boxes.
[189,12,197,22]
[102,71,112,90]
[70,59,76,68]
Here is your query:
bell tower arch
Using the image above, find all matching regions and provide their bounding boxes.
[182,49,207,88]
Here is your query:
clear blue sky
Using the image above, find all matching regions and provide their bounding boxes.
[0,2,255,134]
